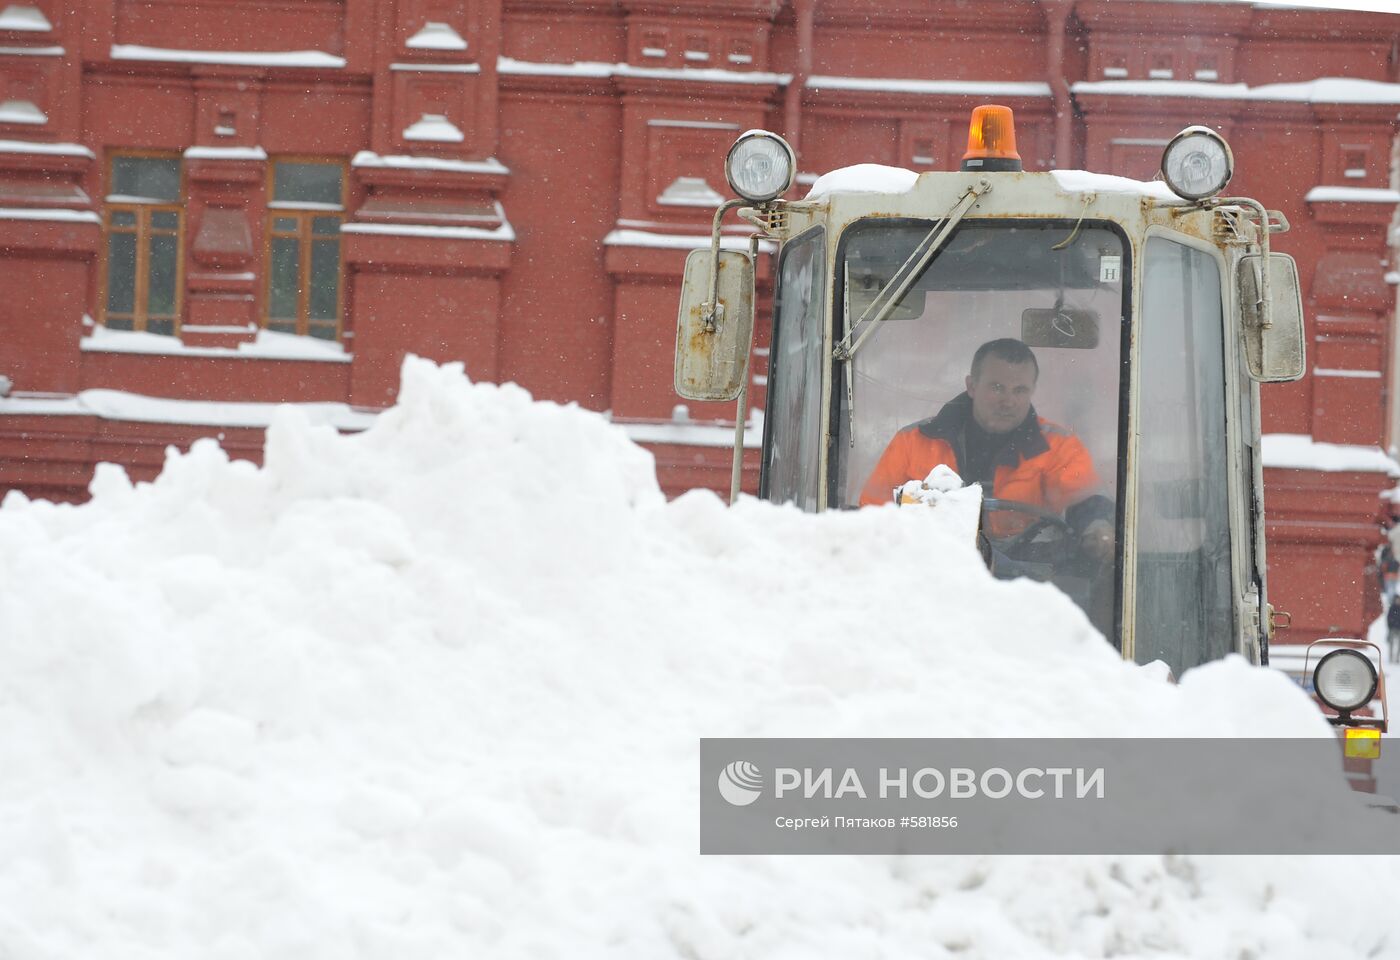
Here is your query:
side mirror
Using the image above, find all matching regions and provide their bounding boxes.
[1239,253,1306,382]
[674,248,755,401]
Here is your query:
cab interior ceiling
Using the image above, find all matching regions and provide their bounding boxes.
[844,220,1114,293]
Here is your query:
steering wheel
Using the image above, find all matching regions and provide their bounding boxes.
[980,498,1074,565]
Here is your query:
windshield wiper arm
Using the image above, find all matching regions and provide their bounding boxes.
[833,177,992,362]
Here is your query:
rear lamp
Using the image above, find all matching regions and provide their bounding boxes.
[725,130,795,204]
[961,105,1022,173]
[1161,126,1234,201]
[1313,649,1378,714]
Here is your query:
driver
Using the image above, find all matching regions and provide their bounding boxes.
[859,338,1113,559]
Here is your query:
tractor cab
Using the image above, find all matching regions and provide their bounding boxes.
[677,104,1388,750]
[673,105,1384,744]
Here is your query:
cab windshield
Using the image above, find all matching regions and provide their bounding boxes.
[833,219,1128,639]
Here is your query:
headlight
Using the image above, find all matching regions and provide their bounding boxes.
[1160,126,1234,201]
[1313,649,1378,713]
[725,131,795,204]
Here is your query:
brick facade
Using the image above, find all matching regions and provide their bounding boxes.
[1,0,1397,643]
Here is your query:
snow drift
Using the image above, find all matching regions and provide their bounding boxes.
[0,357,1396,959]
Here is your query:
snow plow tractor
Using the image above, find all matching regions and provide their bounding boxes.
[673,105,1386,749]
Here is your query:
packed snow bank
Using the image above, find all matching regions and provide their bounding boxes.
[1,357,1396,959]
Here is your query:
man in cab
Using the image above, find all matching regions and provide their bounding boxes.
[860,338,1113,561]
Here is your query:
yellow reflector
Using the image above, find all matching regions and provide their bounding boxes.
[1344,727,1382,760]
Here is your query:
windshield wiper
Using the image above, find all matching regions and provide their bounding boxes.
[832,177,992,362]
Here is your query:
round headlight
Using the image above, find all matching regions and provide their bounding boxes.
[1313,649,1378,713]
[1161,126,1234,201]
[725,131,795,204]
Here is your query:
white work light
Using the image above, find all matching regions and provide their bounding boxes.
[1160,125,1234,201]
[1312,648,1378,714]
[725,130,796,204]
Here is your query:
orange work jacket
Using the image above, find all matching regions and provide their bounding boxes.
[859,394,1102,515]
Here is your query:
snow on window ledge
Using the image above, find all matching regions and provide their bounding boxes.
[496,57,790,86]
[340,220,516,242]
[184,146,268,161]
[807,75,1051,96]
[602,228,773,253]
[406,22,467,51]
[390,62,479,73]
[655,176,725,207]
[0,44,60,57]
[0,4,50,31]
[1072,77,1400,104]
[79,326,352,364]
[0,99,47,124]
[110,45,346,69]
[0,389,376,429]
[351,151,509,175]
[1260,433,1400,476]
[612,416,762,449]
[402,114,465,143]
[0,207,99,223]
[1305,186,1400,204]
[0,139,93,157]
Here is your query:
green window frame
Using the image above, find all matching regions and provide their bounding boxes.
[265,159,345,341]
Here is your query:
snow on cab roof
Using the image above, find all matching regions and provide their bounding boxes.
[804,164,919,200]
[804,164,1184,204]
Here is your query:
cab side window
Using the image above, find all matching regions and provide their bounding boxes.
[1135,237,1233,674]
[763,227,826,510]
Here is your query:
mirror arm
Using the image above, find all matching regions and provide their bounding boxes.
[703,199,751,332]
[1220,197,1274,329]
[728,232,763,505]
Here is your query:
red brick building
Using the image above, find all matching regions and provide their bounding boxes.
[1,0,1397,644]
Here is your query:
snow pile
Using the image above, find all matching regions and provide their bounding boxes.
[892,464,984,536]
[1,357,1398,959]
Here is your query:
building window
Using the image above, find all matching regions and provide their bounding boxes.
[911,137,935,167]
[683,34,711,62]
[266,159,345,340]
[641,29,667,59]
[1344,148,1368,180]
[103,154,183,335]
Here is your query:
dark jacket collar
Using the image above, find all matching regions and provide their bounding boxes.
[914,392,1049,468]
